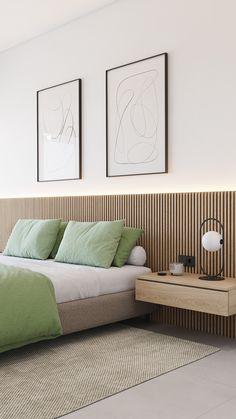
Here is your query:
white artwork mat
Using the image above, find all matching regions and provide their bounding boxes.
[106,54,167,177]
[37,79,81,181]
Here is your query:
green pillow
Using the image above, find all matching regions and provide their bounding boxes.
[55,220,124,268]
[3,219,61,260]
[112,227,144,267]
[50,221,68,259]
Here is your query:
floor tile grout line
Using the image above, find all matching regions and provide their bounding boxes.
[194,395,236,419]
[180,369,236,390]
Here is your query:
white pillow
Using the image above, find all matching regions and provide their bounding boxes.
[127,246,147,266]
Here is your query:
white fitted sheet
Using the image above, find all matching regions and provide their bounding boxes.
[0,254,151,304]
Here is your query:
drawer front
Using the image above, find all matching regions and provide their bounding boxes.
[136,279,229,316]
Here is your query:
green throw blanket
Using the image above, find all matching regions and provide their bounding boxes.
[0,264,62,353]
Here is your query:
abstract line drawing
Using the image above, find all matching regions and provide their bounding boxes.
[115,70,159,165]
[106,53,167,177]
[37,79,81,182]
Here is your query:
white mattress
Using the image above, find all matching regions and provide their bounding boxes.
[0,254,151,304]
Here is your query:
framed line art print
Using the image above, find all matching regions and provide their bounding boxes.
[106,53,168,177]
[37,78,82,182]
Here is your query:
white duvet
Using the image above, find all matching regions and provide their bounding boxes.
[0,254,151,304]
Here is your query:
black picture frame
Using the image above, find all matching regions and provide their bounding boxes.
[106,52,168,177]
[37,78,82,182]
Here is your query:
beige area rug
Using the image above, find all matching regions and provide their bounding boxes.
[0,324,219,419]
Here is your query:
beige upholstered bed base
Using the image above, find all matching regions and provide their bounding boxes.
[58,290,154,335]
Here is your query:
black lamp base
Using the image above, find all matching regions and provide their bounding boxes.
[199,275,225,281]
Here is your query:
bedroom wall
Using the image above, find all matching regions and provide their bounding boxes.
[0,0,235,198]
[1,191,235,278]
[1,191,235,337]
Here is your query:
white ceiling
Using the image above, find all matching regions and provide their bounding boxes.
[0,0,117,53]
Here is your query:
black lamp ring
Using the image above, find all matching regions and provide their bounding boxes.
[199,217,224,281]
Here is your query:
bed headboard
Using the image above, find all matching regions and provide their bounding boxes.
[0,191,235,277]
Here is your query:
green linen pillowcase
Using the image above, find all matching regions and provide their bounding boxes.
[112,227,144,267]
[55,220,124,268]
[3,219,61,260]
[50,221,68,259]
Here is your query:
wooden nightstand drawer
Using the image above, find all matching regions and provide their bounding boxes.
[136,273,236,317]
[136,278,234,317]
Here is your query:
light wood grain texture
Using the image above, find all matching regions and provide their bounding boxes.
[0,191,235,336]
[136,273,236,317]
[138,273,236,291]
[229,289,236,316]
[136,279,230,316]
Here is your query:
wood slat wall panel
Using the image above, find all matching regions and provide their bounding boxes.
[0,191,235,337]
[151,306,236,338]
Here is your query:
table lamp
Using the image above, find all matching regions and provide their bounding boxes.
[199,217,224,281]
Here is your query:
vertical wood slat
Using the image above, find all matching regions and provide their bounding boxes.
[0,191,235,337]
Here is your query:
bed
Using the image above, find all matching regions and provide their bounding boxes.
[0,254,153,336]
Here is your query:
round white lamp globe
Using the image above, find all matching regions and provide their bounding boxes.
[202,231,223,252]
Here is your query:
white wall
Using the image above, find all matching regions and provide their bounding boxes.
[0,0,235,198]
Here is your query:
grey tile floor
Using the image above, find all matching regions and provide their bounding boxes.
[62,320,236,419]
